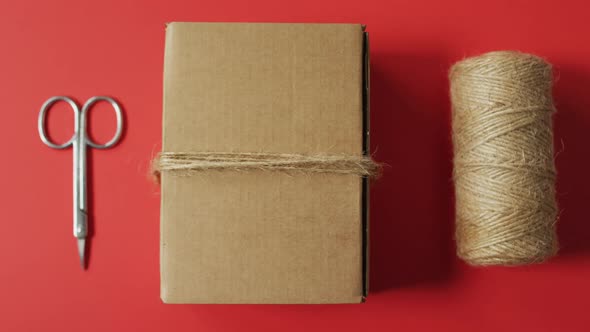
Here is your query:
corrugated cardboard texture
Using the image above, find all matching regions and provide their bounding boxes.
[161,22,364,304]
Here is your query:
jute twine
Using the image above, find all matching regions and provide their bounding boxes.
[450,51,559,266]
[152,152,381,182]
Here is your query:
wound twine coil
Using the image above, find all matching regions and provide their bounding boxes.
[152,152,381,181]
[450,51,559,266]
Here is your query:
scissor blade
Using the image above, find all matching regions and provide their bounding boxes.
[77,238,86,269]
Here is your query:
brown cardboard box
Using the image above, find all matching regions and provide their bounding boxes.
[161,22,369,304]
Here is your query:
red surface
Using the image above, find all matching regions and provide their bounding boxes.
[1,0,589,330]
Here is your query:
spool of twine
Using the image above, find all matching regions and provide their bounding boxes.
[450,51,558,266]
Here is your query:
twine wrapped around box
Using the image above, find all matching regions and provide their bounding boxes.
[152,151,381,182]
[450,51,559,266]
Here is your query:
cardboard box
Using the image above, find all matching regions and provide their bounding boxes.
[161,22,370,304]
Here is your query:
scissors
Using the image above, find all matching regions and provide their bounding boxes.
[38,96,123,269]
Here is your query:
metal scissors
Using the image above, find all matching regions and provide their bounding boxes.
[38,96,123,269]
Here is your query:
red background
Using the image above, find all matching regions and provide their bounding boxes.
[1,0,589,330]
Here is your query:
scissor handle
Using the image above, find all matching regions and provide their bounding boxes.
[38,96,80,149]
[80,96,124,149]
